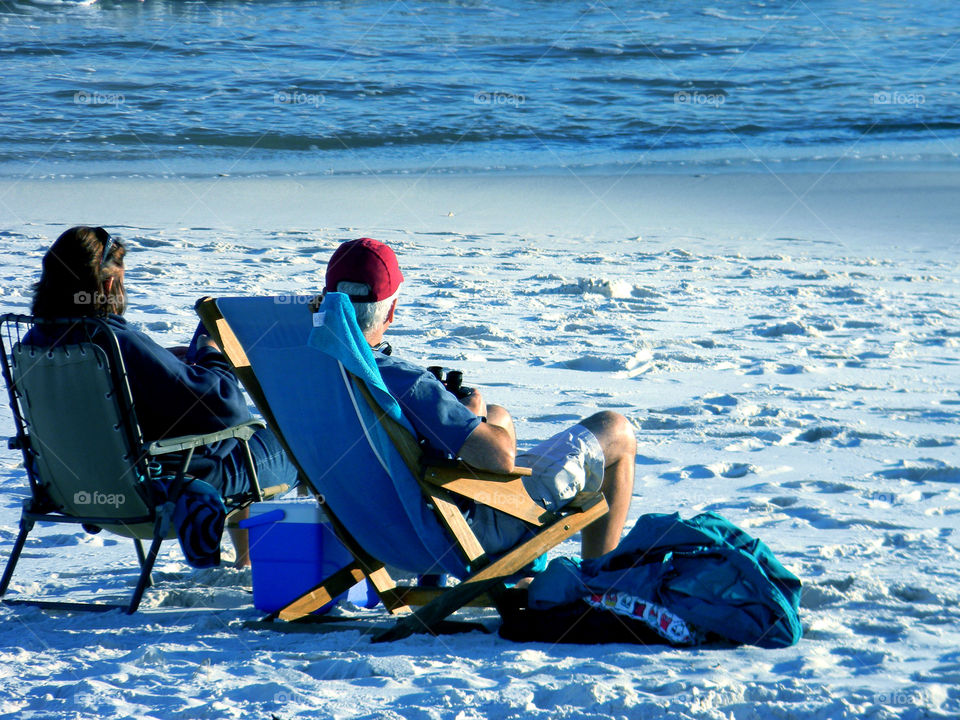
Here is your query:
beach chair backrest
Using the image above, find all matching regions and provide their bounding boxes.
[212,296,467,577]
[5,318,153,521]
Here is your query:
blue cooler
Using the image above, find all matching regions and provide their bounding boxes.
[238,501,379,614]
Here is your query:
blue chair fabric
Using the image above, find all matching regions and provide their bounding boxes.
[214,294,467,577]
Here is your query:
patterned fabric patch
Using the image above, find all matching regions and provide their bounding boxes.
[585,590,701,645]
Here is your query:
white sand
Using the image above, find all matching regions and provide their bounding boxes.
[0,171,958,719]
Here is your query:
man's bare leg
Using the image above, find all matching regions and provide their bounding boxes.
[578,411,636,558]
[229,506,251,568]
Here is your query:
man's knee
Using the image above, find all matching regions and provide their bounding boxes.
[487,403,509,421]
[581,410,636,458]
[486,403,514,430]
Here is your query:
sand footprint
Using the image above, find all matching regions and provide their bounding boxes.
[661,462,757,481]
[875,460,960,483]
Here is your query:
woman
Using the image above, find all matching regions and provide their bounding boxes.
[29,226,297,566]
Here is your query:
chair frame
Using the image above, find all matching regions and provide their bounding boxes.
[196,296,608,640]
[0,314,278,614]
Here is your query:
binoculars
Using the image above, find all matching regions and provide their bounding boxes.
[427,366,474,400]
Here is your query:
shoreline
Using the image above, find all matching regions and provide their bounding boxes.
[2,169,958,252]
[2,135,957,181]
[3,151,959,183]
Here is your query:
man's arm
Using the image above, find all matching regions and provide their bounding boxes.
[456,390,517,474]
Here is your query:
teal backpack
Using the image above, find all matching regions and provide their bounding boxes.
[515,512,802,648]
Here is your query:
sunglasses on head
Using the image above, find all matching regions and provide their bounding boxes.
[94,227,114,267]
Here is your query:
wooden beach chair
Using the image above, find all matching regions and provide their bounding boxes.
[195,293,608,641]
[0,314,287,613]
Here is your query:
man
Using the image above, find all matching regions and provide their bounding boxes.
[325,238,636,559]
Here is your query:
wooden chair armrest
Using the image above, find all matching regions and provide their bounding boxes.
[423,463,532,484]
[422,463,553,526]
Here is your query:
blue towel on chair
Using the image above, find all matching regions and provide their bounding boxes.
[307,292,410,430]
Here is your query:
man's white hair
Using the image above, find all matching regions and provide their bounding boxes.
[336,280,399,333]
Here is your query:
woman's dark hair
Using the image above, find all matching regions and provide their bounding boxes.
[31,226,127,318]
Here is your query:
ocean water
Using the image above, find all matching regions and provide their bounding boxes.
[1,0,958,177]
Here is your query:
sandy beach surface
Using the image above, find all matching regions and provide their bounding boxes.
[0,170,958,719]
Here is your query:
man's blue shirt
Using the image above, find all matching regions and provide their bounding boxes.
[374,353,480,459]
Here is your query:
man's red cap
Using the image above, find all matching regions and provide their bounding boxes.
[324,238,404,302]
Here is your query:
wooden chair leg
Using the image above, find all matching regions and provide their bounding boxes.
[374,576,505,642]
[374,497,608,642]
[320,508,412,615]
[273,561,368,621]
[272,561,412,622]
